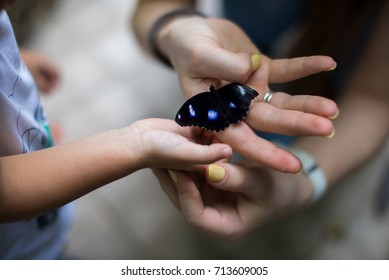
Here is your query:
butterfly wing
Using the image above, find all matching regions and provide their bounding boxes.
[175,91,230,132]
[175,83,258,132]
[217,83,258,124]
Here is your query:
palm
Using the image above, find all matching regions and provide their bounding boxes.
[130,119,230,170]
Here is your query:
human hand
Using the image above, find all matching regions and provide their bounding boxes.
[20,50,60,93]
[153,160,312,240]
[160,17,336,97]
[125,118,232,171]
[160,17,338,173]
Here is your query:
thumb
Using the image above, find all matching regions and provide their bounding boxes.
[180,51,261,98]
[190,46,261,83]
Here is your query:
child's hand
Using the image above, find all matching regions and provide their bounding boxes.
[20,50,60,94]
[124,118,233,171]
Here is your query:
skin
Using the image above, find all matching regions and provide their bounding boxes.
[0,11,232,236]
[0,118,232,223]
[132,0,389,240]
[132,0,338,174]
[0,21,230,224]
[20,50,60,93]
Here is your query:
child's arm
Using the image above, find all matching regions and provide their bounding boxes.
[0,118,231,223]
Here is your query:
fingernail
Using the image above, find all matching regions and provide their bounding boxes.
[221,147,232,158]
[251,53,261,71]
[168,169,178,183]
[326,128,336,139]
[207,164,225,182]
[296,168,304,175]
[329,109,340,120]
[328,62,337,71]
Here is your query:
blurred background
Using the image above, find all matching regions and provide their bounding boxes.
[7,0,389,259]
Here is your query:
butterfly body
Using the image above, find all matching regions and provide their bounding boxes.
[175,83,258,132]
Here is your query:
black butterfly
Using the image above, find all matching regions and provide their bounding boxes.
[175,83,258,132]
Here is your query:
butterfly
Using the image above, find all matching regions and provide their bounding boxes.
[175,83,258,132]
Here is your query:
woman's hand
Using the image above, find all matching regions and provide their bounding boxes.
[160,17,336,97]
[153,160,313,240]
[160,17,338,173]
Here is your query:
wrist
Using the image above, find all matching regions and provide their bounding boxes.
[277,143,328,205]
[118,125,145,172]
[295,173,318,207]
[289,147,328,205]
[148,8,206,67]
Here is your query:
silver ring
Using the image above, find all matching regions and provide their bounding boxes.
[262,92,273,104]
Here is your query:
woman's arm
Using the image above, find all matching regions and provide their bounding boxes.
[152,2,389,240]
[132,0,195,53]
[294,0,389,186]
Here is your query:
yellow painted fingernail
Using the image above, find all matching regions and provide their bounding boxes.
[326,128,336,139]
[251,53,261,71]
[207,164,225,182]
[168,169,178,184]
[329,109,340,120]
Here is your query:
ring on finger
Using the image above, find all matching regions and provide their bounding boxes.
[262,92,273,104]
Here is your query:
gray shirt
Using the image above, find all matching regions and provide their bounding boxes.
[0,11,74,259]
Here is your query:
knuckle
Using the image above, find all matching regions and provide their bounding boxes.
[186,45,206,70]
[231,62,252,82]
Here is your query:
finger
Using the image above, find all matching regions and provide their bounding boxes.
[253,90,338,118]
[173,170,242,238]
[180,48,260,95]
[215,122,302,173]
[255,91,339,118]
[246,102,335,137]
[268,56,337,83]
[170,142,233,165]
[152,168,180,209]
[194,50,260,82]
[206,163,267,197]
[206,162,252,195]
[172,170,207,225]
